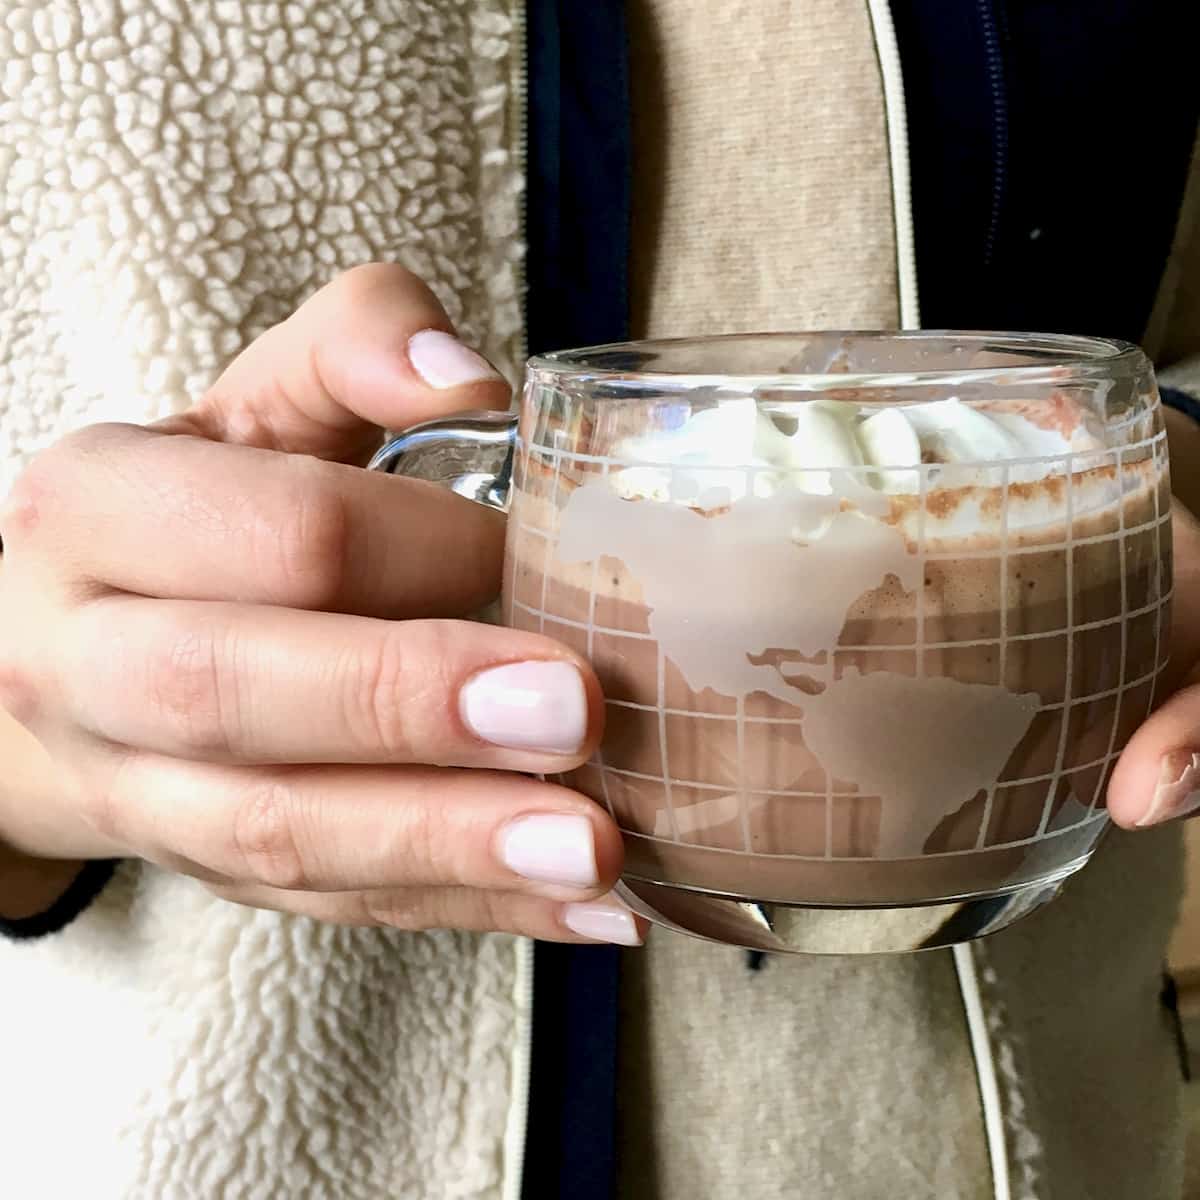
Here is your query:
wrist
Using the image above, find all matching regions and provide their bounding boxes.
[0,709,114,923]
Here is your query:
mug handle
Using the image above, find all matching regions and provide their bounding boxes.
[367,411,518,513]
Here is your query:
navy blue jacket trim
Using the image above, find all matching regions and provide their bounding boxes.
[523,4,630,1199]
[0,859,119,941]
[1161,385,1200,427]
[890,0,1200,340]
[522,942,624,1200]
[525,0,631,356]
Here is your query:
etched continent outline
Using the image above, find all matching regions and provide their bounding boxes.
[556,478,1041,857]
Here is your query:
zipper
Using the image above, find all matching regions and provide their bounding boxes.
[499,9,532,1200]
[953,943,1013,1200]
[867,8,1009,1196]
[509,0,530,374]
[500,8,533,1199]
[976,0,1009,269]
[865,0,921,329]
[501,934,535,1200]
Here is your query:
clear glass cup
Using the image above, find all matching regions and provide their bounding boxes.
[371,332,1171,953]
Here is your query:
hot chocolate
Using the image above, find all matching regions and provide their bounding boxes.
[503,393,1170,907]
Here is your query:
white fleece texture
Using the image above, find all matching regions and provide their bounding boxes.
[0,2,526,1196]
[1,866,529,1199]
[0,0,525,491]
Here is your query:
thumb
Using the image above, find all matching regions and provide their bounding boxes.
[159,263,513,461]
[1107,669,1200,829]
[1109,502,1200,827]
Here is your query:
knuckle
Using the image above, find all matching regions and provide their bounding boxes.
[73,746,143,849]
[146,625,231,756]
[362,888,502,933]
[470,890,513,934]
[397,795,451,879]
[271,464,350,609]
[3,424,142,550]
[75,773,126,846]
[1,443,76,544]
[356,627,433,758]
[359,889,430,930]
[1,464,46,544]
[354,624,457,760]
[331,262,423,309]
[231,780,311,891]
[0,646,39,726]
[447,889,520,935]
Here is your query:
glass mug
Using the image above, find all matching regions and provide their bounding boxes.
[371,332,1172,954]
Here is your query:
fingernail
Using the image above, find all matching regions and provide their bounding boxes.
[460,660,587,753]
[408,329,503,389]
[563,898,644,946]
[499,813,598,887]
[1138,749,1200,826]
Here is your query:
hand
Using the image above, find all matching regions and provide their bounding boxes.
[0,264,641,946]
[1109,490,1200,830]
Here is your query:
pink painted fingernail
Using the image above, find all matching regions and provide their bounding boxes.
[459,660,587,754]
[563,898,644,946]
[407,329,503,389]
[499,813,598,887]
[1138,749,1200,826]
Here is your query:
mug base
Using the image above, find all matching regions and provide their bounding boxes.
[617,859,1087,954]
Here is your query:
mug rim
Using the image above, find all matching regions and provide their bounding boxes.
[526,330,1150,394]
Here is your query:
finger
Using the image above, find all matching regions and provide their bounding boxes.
[96,754,623,896]
[1106,502,1200,828]
[63,601,603,769]
[1159,500,1200,696]
[205,883,647,945]
[18,423,503,618]
[160,263,513,462]
[1108,668,1200,828]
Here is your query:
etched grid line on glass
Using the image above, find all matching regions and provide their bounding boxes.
[1039,454,1075,835]
[655,644,680,841]
[602,745,1123,797]
[536,435,564,635]
[915,462,928,677]
[826,625,839,858]
[1147,436,1167,715]
[1091,447,1129,814]
[823,764,834,860]
[507,440,529,624]
[598,664,1159,722]
[622,808,1108,862]
[586,459,616,820]
[514,600,656,641]
[530,435,564,800]
[976,462,1011,850]
[513,512,1171,554]
[737,464,755,852]
[920,513,1170,558]
[513,593,1171,652]
[736,693,753,852]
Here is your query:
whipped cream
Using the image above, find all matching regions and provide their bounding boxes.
[612,396,1103,505]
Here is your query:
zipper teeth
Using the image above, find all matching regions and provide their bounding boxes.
[977,0,1009,268]
[510,0,529,371]
[500,16,533,1197]
[502,934,535,1200]
[865,0,921,330]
